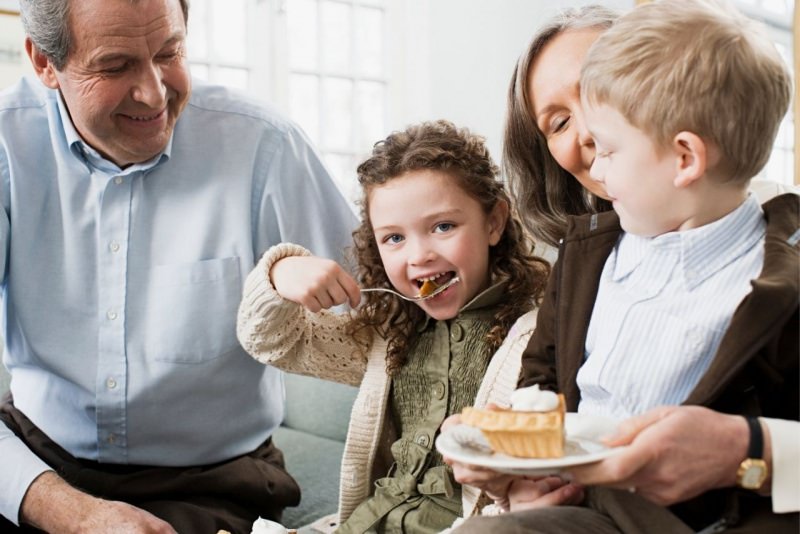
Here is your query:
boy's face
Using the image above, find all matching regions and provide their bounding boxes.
[583,102,687,237]
[368,169,506,321]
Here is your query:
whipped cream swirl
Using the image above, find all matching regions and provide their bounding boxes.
[510,384,559,412]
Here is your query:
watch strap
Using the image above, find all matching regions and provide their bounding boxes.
[745,416,763,459]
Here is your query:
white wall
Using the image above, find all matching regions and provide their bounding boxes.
[390,0,634,164]
[0,11,33,90]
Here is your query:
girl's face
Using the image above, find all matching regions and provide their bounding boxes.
[527,28,610,200]
[368,169,507,321]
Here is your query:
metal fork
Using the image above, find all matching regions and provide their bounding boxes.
[360,277,460,302]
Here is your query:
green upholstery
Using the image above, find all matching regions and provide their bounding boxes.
[278,373,358,528]
[0,363,8,396]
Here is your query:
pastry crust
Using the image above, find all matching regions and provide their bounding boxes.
[461,394,566,458]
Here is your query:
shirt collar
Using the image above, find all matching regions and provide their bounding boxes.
[613,194,765,289]
[56,90,172,176]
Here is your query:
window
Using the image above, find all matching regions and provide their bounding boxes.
[187,0,252,92]
[735,0,795,185]
[282,0,389,201]
[186,0,390,202]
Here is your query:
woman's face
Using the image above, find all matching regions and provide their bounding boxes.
[527,28,610,200]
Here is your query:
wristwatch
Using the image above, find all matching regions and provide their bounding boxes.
[736,416,769,490]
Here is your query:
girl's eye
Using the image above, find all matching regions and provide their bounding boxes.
[384,234,404,244]
[434,223,453,233]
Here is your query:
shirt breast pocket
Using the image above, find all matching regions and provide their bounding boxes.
[143,256,242,363]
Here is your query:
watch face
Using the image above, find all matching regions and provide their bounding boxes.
[738,459,768,490]
[742,467,764,488]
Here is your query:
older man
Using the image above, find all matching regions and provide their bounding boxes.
[0,0,357,532]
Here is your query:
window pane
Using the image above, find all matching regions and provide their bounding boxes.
[290,74,320,144]
[760,0,790,15]
[356,81,385,148]
[322,77,353,150]
[355,7,383,77]
[216,67,249,91]
[323,153,359,202]
[187,0,208,59]
[213,0,247,63]
[321,1,351,73]
[288,0,318,71]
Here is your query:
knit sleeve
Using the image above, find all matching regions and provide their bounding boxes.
[236,243,368,386]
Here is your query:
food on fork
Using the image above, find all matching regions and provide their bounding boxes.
[418,279,439,298]
[461,385,566,458]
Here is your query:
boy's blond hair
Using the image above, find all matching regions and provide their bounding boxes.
[580,0,792,183]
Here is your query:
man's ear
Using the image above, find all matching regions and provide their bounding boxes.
[488,199,509,246]
[671,131,715,188]
[25,38,60,89]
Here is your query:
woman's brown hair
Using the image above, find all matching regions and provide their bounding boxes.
[504,5,617,248]
[347,120,550,375]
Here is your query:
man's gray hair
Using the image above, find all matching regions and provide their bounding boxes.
[19,0,190,71]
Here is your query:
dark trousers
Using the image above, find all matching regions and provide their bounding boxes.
[0,398,300,534]
[454,486,799,534]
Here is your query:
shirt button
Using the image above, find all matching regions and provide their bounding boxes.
[416,433,430,447]
[109,241,120,252]
[106,377,117,389]
[108,433,116,444]
[450,323,463,342]
[114,177,123,185]
[106,310,118,320]
[432,381,446,400]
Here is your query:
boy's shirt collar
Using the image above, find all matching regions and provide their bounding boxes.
[612,194,765,290]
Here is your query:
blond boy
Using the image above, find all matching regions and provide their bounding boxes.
[458,0,799,532]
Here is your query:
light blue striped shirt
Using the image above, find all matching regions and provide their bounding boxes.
[0,77,357,523]
[578,195,766,419]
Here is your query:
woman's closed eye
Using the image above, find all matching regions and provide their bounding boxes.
[549,115,569,135]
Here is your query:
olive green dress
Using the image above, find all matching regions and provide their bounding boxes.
[338,283,505,534]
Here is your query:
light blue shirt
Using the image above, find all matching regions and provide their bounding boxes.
[578,194,766,420]
[0,77,357,523]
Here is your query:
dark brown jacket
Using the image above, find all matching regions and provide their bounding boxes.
[520,193,799,531]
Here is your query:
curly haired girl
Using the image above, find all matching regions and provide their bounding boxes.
[237,120,549,533]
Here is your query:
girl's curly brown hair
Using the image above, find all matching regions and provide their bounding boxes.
[346,120,550,375]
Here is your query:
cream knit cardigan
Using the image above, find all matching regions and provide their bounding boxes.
[237,244,539,532]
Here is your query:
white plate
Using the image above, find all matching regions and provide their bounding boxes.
[436,413,626,476]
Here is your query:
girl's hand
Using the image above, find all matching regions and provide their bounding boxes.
[442,413,515,509]
[270,256,361,312]
[508,476,584,511]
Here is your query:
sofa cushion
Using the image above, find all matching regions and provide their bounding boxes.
[282,373,357,443]
[0,363,9,397]
[272,425,345,529]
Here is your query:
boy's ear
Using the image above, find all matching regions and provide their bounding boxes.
[671,131,716,188]
[488,199,509,246]
[26,38,60,89]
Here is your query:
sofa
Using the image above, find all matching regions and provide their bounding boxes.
[0,362,356,530]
